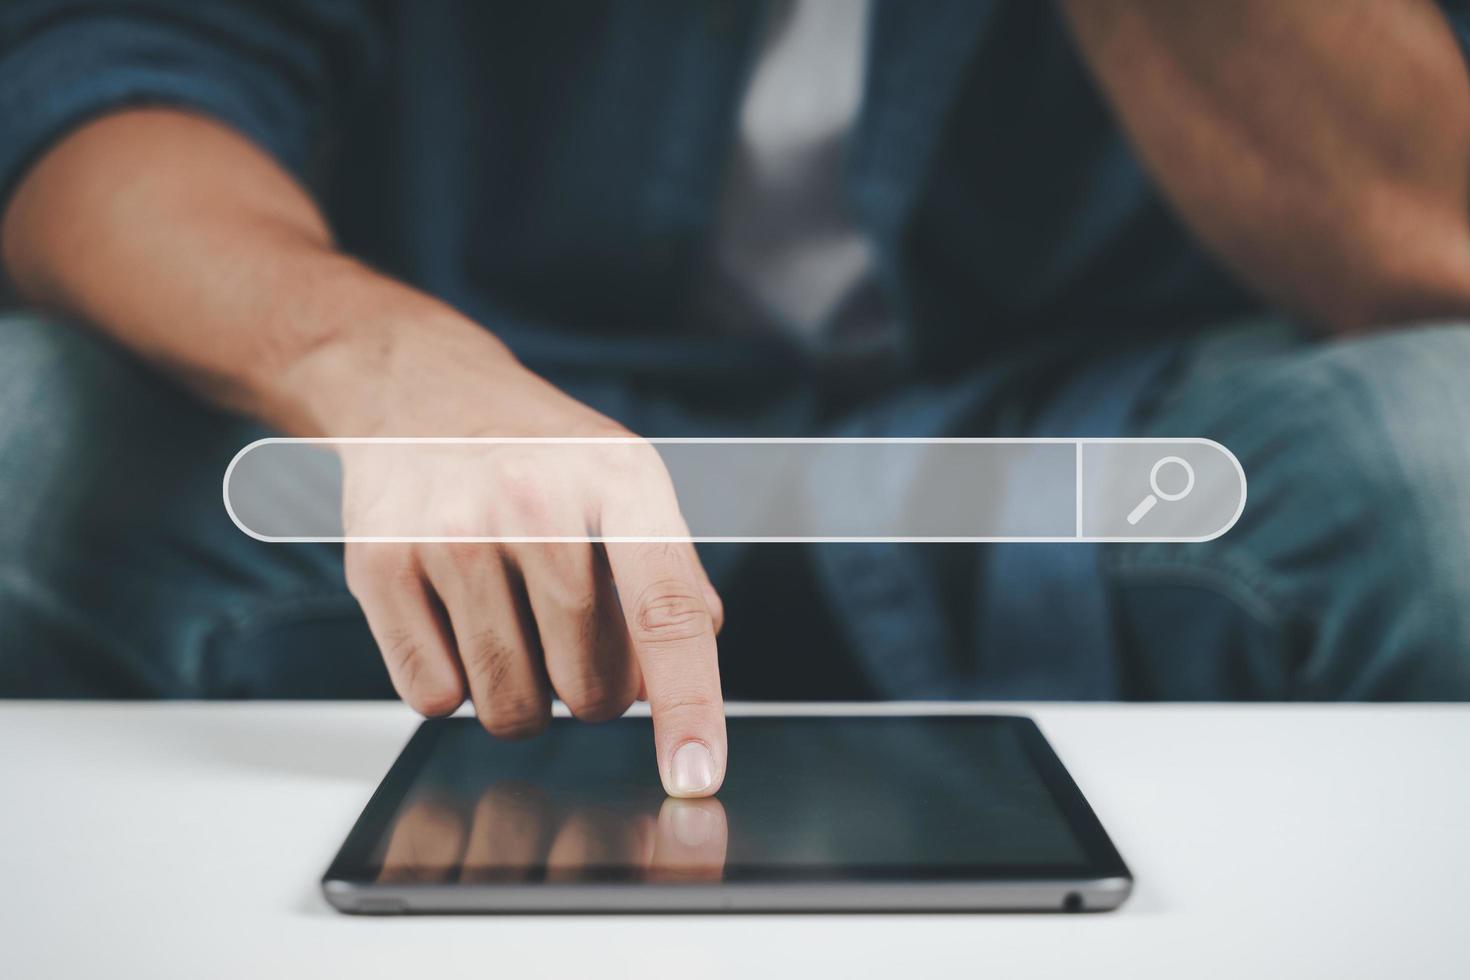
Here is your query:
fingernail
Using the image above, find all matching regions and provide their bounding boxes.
[669,741,717,796]
[668,801,717,847]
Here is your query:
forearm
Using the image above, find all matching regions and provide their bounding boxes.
[1059,0,1470,331]
[0,108,518,436]
[1,110,726,784]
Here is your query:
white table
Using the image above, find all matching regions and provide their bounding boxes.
[2,702,1466,979]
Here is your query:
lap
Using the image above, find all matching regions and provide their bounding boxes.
[810,316,1470,701]
[1109,317,1470,699]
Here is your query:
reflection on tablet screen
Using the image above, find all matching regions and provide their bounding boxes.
[367,717,1089,884]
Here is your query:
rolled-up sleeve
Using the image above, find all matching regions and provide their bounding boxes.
[0,1,381,207]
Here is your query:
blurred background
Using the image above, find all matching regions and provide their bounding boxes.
[2,0,1469,705]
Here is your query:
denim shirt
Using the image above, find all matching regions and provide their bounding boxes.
[5,0,1459,388]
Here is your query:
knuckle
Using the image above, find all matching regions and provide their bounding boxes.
[432,504,487,542]
[386,635,462,717]
[703,588,725,632]
[405,664,464,716]
[534,567,599,621]
[408,684,464,718]
[478,693,549,739]
[559,676,632,723]
[631,581,713,646]
[380,626,422,670]
[652,687,726,725]
[436,540,493,573]
[488,455,553,527]
[598,435,663,482]
[463,630,549,738]
[488,451,538,490]
[344,545,410,595]
[464,629,520,691]
[648,682,719,716]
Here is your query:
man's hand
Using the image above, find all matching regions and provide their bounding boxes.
[0,108,726,795]
[339,361,727,797]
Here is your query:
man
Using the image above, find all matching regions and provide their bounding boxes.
[3,1,1469,797]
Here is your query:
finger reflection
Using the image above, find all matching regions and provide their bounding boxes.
[376,795,469,883]
[458,782,554,883]
[649,797,728,881]
[376,779,729,883]
[545,807,657,881]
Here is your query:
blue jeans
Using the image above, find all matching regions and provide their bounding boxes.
[2,312,1467,700]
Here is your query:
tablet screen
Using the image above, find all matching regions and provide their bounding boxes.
[328,715,1125,886]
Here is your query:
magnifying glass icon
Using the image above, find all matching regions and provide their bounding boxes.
[1126,455,1196,526]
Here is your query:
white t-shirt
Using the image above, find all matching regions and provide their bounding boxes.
[697,0,893,361]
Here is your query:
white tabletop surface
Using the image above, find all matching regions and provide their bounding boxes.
[2,701,1467,979]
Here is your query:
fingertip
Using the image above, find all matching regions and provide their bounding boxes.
[665,739,723,798]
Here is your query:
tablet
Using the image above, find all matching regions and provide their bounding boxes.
[322,714,1131,913]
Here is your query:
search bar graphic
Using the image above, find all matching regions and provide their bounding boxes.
[224,437,1245,544]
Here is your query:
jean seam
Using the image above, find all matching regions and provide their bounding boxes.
[1319,352,1443,586]
[1307,351,1455,693]
[1112,335,1456,698]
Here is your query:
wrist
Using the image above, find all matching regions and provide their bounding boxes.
[254,258,520,437]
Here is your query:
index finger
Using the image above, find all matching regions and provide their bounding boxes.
[601,479,726,799]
